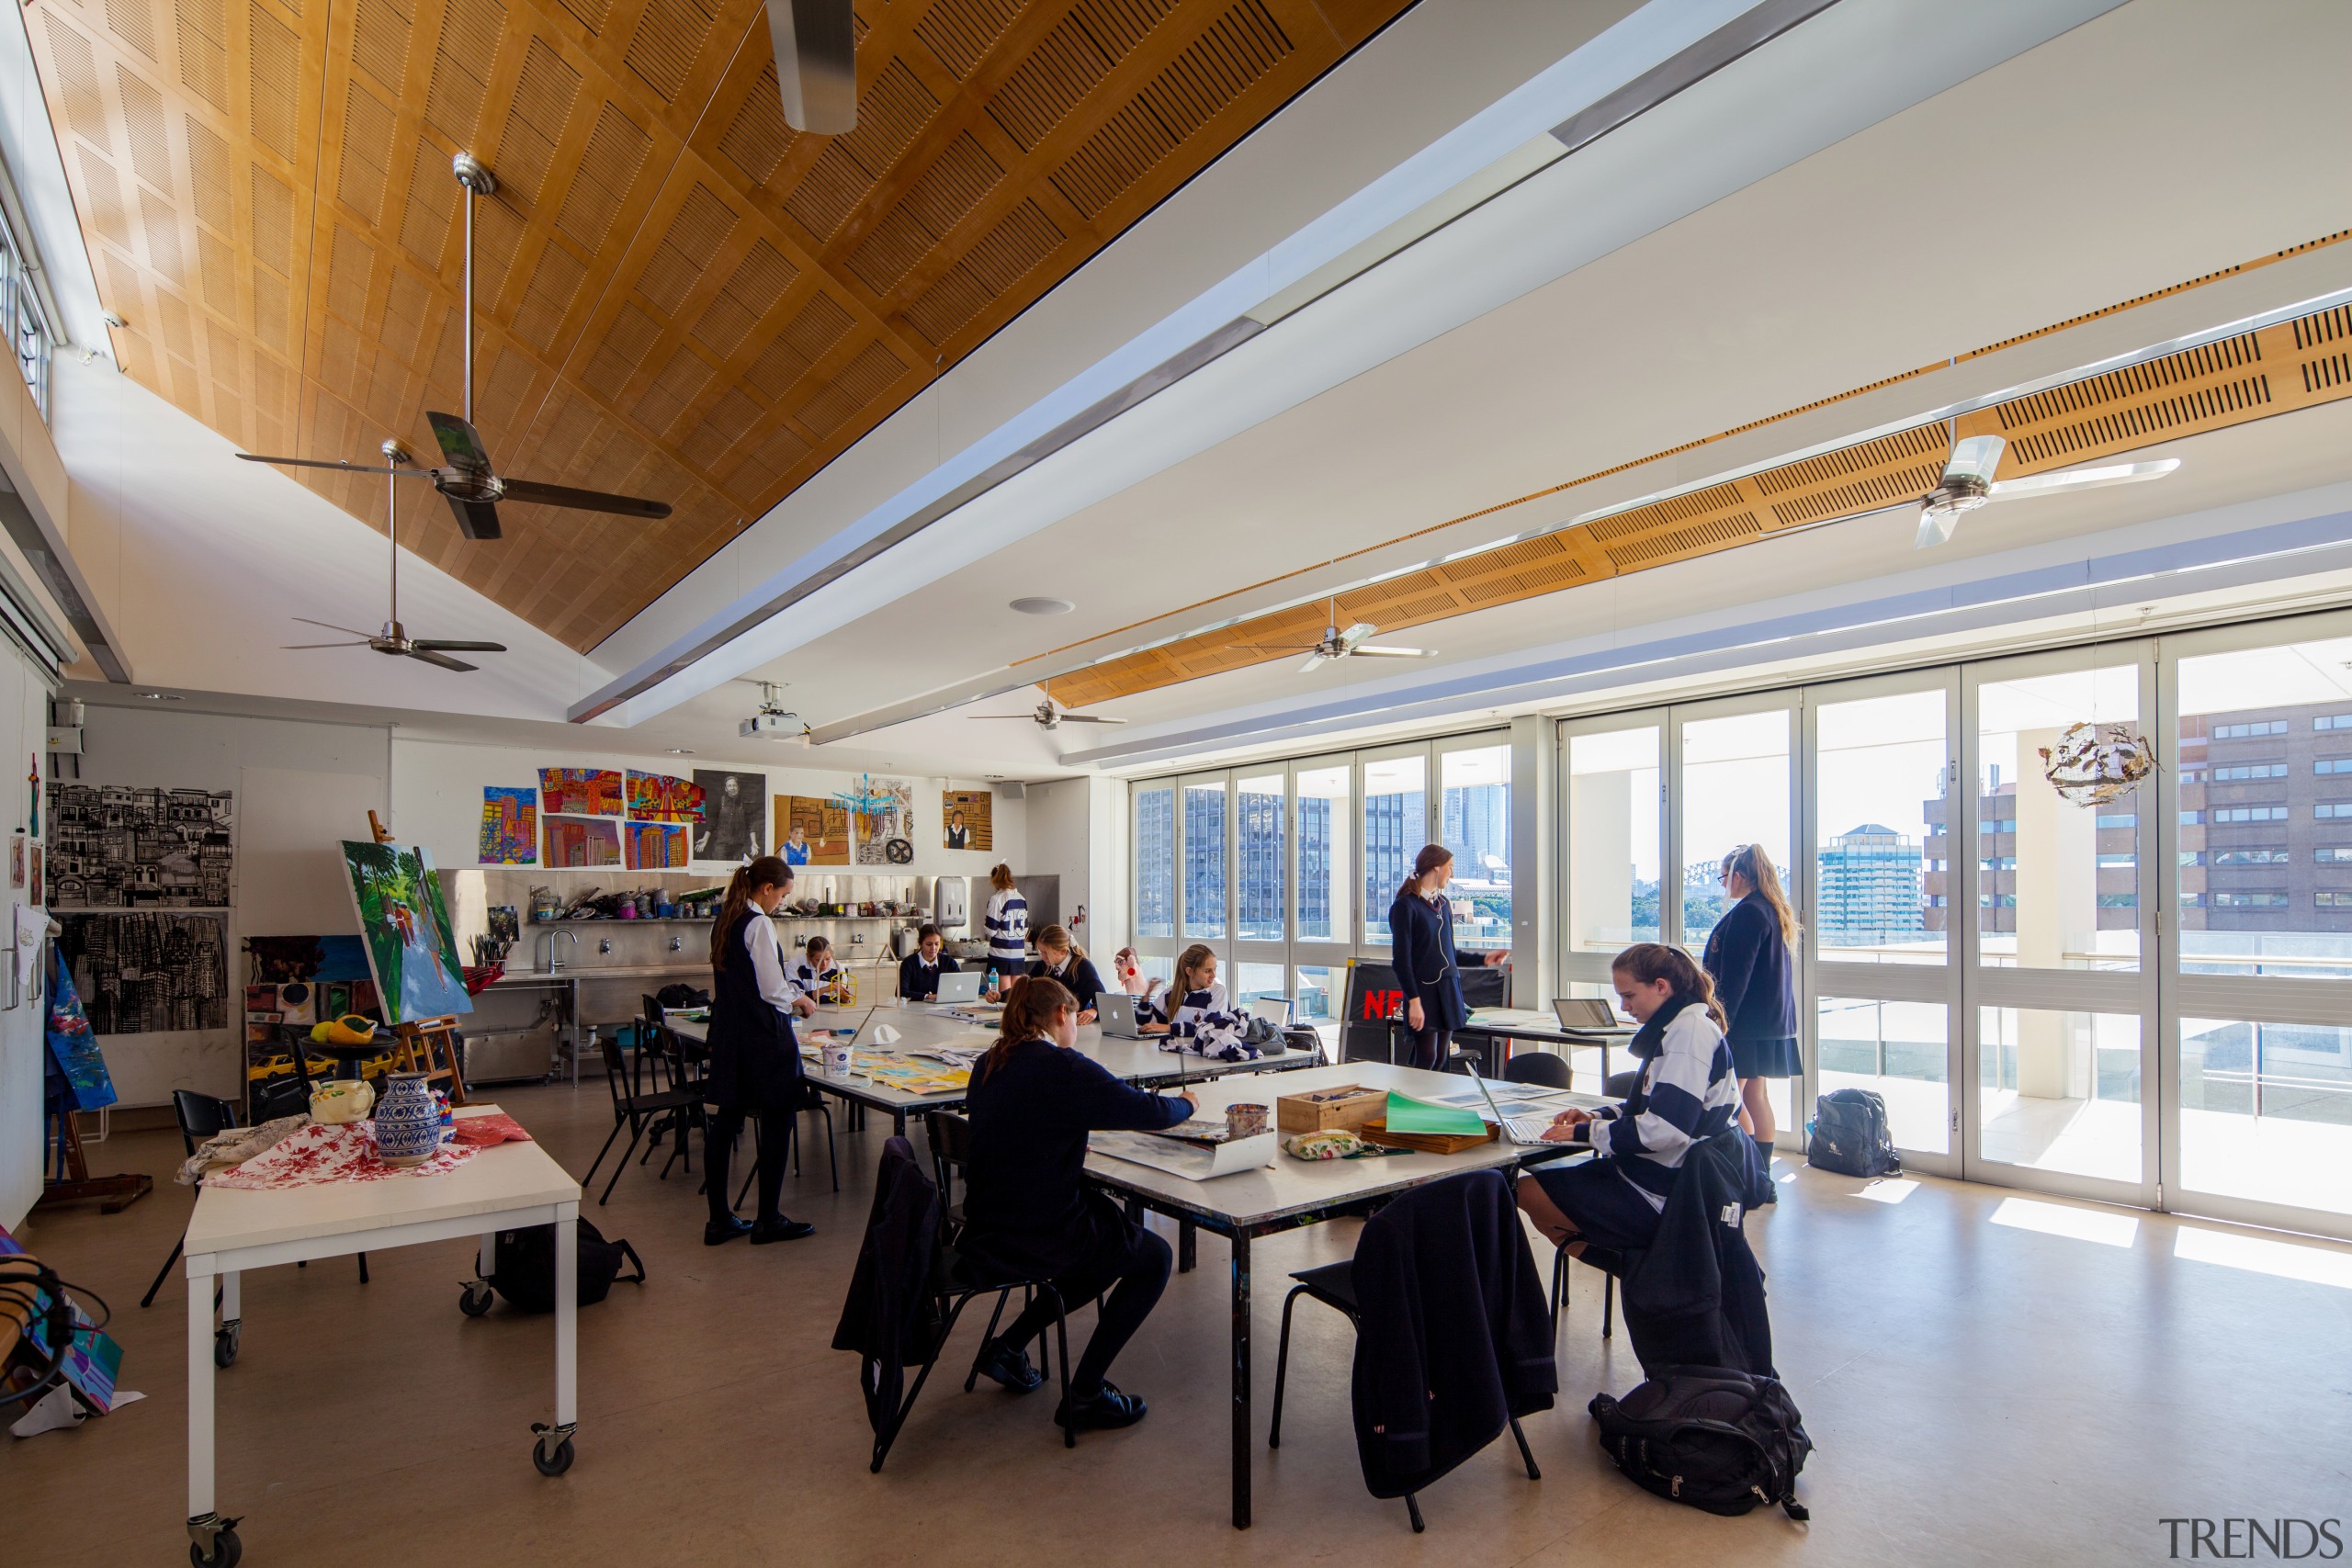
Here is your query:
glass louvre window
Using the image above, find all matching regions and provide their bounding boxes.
[1182,782,1227,938]
[1295,765,1350,942]
[1362,755,1426,945]
[1441,744,1511,952]
[1134,786,1173,940]
[1236,773,1284,942]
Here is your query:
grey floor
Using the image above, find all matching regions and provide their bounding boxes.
[10,1076,2352,1567]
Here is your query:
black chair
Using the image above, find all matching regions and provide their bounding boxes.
[142,1089,367,1314]
[729,1077,839,1209]
[1604,1069,1642,1097]
[1502,1052,1572,1090]
[868,1116,1075,1470]
[1267,1229,1541,1531]
[584,1032,707,1205]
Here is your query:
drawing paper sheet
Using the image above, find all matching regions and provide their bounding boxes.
[1091,1129,1278,1180]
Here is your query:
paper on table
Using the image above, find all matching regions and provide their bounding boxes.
[1383,1091,1487,1136]
[1091,1129,1277,1180]
[871,1023,901,1045]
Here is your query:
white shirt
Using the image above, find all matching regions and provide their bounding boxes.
[743,913,798,1013]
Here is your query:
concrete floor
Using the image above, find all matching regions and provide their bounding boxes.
[11,1077,2352,1567]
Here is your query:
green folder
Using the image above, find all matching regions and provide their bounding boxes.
[1384,1090,1487,1136]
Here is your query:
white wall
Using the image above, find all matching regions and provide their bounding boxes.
[62,705,391,1108]
[0,646,53,1228]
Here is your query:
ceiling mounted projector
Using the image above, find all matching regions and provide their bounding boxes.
[741,681,809,742]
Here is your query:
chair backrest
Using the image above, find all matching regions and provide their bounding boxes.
[641,993,662,1026]
[925,1111,973,1212]
[595,1031,637,1109]
[173,1089,240,1155]
[1503,1052,1572,1090]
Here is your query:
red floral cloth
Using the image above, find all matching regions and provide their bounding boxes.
[203,1121,476,1189]
[449,1112,532,1146]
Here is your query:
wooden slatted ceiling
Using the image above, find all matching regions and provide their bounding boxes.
[28,0,1415,650]
[1045,284,2352,711]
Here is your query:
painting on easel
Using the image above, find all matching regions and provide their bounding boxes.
[339,840,472,1024]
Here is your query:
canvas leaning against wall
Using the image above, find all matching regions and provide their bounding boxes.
[340,841,471,1024]
[47,784,234,907]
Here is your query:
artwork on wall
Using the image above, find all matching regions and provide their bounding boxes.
[30,844,42,908]
[46,784,234,908]
[943,790,993,852]
[479,785,537,865]
[693,770,766,862]
[55,911,229,1034]
[45,947,117,1110]
[545,815,622,868]
[340,840,472,1024]
[777,795,850,866]
[10,831,23,888]
[625,821,689,869]
[852,776,915,866]
[537,768,624,816]
[626,770,705,824]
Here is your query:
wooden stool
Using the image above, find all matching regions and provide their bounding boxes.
[388,1016,468,1105]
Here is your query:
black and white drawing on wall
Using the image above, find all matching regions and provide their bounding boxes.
[57,911,230,1033]
[692,770,765,863]
[47,784,235,908]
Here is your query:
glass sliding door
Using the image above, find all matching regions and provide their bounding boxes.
[1291,757,1353,1025]
[1675,701,1795,953]
[1232,769,1288,1015]
[1439,738,1513,956]
[1133,784,1174,943]
[1361,749,1429,947]
[1561,716,1664,972]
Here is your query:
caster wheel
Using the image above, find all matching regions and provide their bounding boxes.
[189,1527,242,1567]
[532,1434,575,1476]
[213,1325,239,1369]
[458,1281,492,1317]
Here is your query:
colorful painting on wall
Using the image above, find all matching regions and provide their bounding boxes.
[692,771,766,863]
[339,840,472,1024]
[777,796,850,866]
[853,777,915,866]
[943,790,993,852]
[545,815,622,868]
[479,786,537,864]
[46,784,234,907]
[626,770,704,824]
[625,821,688,869]
[537,768,624,816]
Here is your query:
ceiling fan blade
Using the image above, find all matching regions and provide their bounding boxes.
[1336,622,1379,650]
[764,0,857,133]
[1914,506,1960,550]
[966,715,1045,720]
[1941,434,2007,486]
[281,640,371,649]
[1350,646,1434,659]
[1057,714,1129,724]
[1228,645,1318,655]
[1297,652,1329,674]
[1987,458,2180,500]
[293,616,379,639]
[239,453,424,476]
[500,477,673,520]
[410,638,507,652]
[403,647,478,672]
[440,491,503,541]
[424,411,494,477]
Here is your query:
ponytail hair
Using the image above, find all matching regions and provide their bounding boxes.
[1398,842,1453,903]
[988,975,1076,1072]
[709,855,791,970]
[1035,923,1085,963]
[1611,942,1727,1031]
[1722,843,1800,944]
[989,863,1016,892]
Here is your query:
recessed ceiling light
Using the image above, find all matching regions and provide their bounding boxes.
[665,748,695,755]
[1010,597,1074,615]
[135,692,181,701]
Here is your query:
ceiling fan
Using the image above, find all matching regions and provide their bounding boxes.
[236,153,673,541]
[1913,430,2178,548]
[1234,598,1437,674]
[968,700,1128,731]
[763,0,856,132]
[282,443,508,672]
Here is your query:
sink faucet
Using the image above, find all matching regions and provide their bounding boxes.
[538,926,580,974]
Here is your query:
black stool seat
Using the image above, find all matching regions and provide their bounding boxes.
[1286,1258,1358,1316]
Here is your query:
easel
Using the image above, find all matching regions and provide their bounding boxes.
[367,811,469,1105]
[37,1103,152,1213]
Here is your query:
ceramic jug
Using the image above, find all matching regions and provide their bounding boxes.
[310,1077,374,1125]
[373,1072,440,1165]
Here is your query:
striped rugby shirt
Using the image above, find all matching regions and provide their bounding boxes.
[1565,996,1740,1209]
[983,887,1029,969]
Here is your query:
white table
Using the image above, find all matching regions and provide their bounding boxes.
[180,1106,581,1565]
[1081,1062,1600,1529]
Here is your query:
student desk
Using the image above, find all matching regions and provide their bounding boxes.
[1450,1007,1638,1088]
[179,1105,580,1565]
[1082,1062,1598,1529]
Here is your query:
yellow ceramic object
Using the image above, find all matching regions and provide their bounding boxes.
[310,1077,375,1125]
[310,1015,379,1047]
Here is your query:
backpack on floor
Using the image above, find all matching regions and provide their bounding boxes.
[487,1218,645,1314]
[1589,1366,1812,1518]
[1807,1088,1902,1178]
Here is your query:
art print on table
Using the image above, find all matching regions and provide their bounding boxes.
[340,840,472,1023]
[537,768,624,816]
[46,784,233,907]
[625,770,704,824]
[544,815,622,868]
[693,771,765,863]
[479,786,537,864]
[777,795,849,866]
[943,790,992,852]
[625,820,688,869]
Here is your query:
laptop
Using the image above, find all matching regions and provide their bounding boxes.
[1467,1071,1568,1146]
[1095,992,1150,1038]
[933,970,982,1004]
[1249,996,1294,1027]
[1553,997,1627,1031]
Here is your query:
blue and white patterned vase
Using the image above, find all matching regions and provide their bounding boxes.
[373,1072,440,1166]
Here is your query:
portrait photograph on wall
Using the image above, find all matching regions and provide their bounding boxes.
[693,770,766,863]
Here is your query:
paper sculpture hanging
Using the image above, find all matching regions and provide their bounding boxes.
[479,785,537,864]
[625,770,704,823]
[340,840,472,1023]
[625,821,689,869]
[545,815,622,868]
[842,775,914,866]
[777,795,850,866]
[537,768,624,816]
[2039,722,2156,806]
[46,784,234,907]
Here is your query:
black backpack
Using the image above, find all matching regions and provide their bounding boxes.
[1807,1088,1903,1178]
[1589,1366,1813,1518]
[486,1218,645,1313]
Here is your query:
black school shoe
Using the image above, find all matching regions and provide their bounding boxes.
[1056,1382,1148,1432]
[705,1215,753,1246]
[750,1217,816,1244]
[973,1337,1045,1393]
